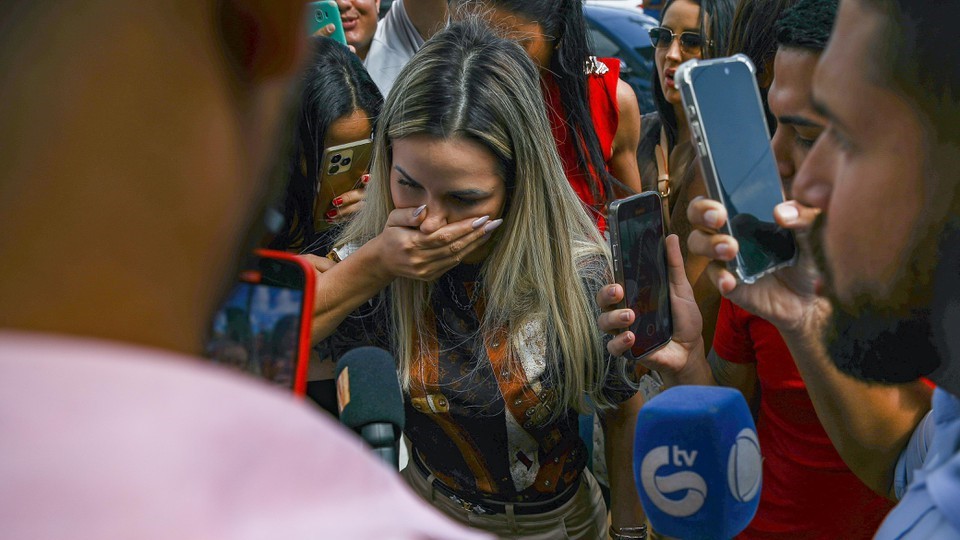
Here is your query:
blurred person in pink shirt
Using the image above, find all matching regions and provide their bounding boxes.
[0,1,487,538]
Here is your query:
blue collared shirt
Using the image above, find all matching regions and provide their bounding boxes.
[877,388,960,538]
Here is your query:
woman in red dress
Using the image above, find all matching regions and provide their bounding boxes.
[451,0,643,233]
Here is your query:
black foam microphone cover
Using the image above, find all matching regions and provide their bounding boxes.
[335,347,404,465]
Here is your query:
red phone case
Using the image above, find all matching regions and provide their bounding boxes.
[251,249,316,398]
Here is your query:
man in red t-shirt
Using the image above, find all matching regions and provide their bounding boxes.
[714,298,893,538]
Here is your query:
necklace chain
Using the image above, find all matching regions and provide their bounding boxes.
[445,273,478,311]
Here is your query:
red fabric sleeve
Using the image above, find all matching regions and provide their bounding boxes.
[712,298,757,365]
[588,58,622,162]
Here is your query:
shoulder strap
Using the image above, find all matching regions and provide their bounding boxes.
[655,127,672,229]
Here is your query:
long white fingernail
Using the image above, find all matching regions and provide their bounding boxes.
[483,219,503,234]
[413,205,427,217]
[472,215,490,229]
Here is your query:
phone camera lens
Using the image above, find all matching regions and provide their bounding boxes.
[646,324,656,336]
[340,157,351,166]
[315,12,323,21]
[329,165,340,175]
[331,154,342,164]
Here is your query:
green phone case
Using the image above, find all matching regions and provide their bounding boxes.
[307,1,347,46]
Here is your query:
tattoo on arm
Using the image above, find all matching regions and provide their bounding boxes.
[707,349,760,411]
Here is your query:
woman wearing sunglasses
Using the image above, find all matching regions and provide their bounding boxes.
[637,0,735,351]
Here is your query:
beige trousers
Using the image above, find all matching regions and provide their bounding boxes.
[401,463,607,540]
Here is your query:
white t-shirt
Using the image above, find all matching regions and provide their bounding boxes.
[364,0,426,96]
[0,330,488,540]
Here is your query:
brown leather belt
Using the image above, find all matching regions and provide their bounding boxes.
[412,450,581,516]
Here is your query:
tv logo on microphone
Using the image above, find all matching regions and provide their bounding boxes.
[640,429,761,517]
[640,445,708,517]
[727,428,761,502]
[634,387,763,540]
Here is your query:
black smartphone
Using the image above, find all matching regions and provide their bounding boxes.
[206,249,316,396]
[676,54,798,283]
[608,192,672,360]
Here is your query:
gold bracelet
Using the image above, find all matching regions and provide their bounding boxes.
[609,524,648,540]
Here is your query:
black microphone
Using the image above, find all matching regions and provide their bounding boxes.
[335,347,405,468]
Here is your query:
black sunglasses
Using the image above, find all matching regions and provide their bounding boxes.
[648,27,711,54]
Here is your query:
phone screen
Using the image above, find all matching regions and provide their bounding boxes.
[613,193,672,358]
[207,256,308,391]
[691,60,797,279]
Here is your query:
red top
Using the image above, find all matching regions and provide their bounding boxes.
[542,57,620,232]
[713,298,893,539]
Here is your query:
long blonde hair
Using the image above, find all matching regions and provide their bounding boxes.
[338,19,627,414]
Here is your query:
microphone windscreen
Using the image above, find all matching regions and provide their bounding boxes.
[335,347,405,432]
[634,385,761,540]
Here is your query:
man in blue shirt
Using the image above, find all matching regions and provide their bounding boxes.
[679,0,960,536]
[793,1,960,534]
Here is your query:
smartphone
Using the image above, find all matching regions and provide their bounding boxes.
[307,1,347,46]
[608,192,673,360]
[207,249,315,396]
[313,138,373,221]
[676,54,798,283]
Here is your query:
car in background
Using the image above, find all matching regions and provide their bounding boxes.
[586,0,645,13]
[584,4,658,115]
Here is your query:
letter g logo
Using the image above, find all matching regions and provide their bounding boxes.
[640,446,708,517]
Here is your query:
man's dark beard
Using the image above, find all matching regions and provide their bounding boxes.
[809,212,941,384]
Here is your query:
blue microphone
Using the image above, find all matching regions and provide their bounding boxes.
[634,386,761,540]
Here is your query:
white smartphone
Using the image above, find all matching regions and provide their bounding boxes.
[676,54,797,283]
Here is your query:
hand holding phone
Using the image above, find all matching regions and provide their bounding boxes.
[600,233,708,385]
[207,249,316,396]
[314,138,373,227]
[307,1,347,46]
[676,54,797,283]
[607,192,672,360]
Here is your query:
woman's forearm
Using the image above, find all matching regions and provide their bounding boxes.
[310,238,394,343]
[604,393,647,530]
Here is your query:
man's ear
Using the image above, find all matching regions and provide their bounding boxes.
[219,0,307,82]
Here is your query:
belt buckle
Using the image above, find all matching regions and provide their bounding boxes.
[450,494,494,515]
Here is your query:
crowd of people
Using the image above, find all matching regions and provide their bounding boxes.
[1,0,958,538]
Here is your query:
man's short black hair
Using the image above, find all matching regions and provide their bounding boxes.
[775,0,838,52]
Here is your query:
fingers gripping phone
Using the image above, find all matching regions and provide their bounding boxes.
[313,138,373,226]
[608,192,673,360]
[307,1,348,46]
[207,249,316,396]
[676,54,798,283]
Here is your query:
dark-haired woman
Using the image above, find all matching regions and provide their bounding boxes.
[637,0,735,350]
[450,0,643,233]
[269,37,383,414]
[271,37,383,254]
